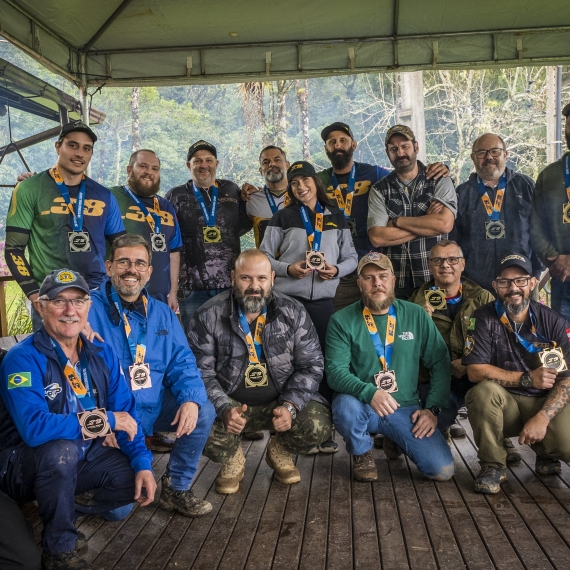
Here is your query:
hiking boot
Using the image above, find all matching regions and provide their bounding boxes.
[383,436,402,460]
[75,530,88,554]
[41,550,90,569]
[242,430,264,440]
[319,435,339,453]
[159,477,212,517]
[450,423,466,438]
[474,464,508,494]
[265,436,301,484]
[373,434,384,449]
[535,456,561,475]
[353,450,378,482]
[503,438,521,463]
[145,433,175,452]
[215,446,246,494]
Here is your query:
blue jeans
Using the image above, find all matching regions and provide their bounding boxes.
[153,388,216,491]
[332,394,455,481]
[550,279,570,322]
[178,289,228,332]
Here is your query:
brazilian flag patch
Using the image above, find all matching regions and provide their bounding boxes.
[8,372,32,389]
[468,318,476,331]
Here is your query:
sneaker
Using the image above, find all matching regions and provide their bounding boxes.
[265,435,301,484]
[304,446,319,455]
[318,435,339,453]
[242,430,264,441]
[383,436,402,460]
[145,433,175,452]
[75,530,88,554]
[449,423,466,438]
[353,450,378,482]
[457,407,468,419]
[503,438,522,463]
[41,550,90,569]
[373,434,384,449]
[535,456,561,475]
[159,477,212,517]
[215,446,246,494]
[474,464,508,494]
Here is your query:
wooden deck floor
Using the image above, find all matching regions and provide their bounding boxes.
[24,417,570,570]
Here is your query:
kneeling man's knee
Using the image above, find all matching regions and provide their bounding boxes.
[332,394,366,428]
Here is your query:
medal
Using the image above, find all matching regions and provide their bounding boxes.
[77,408,112,440]
[306,250,326,270]
[245,363,268,388]
[374,370,398,393]
[485,220,505,239]
[563,203,570,224]
[539,347,568,372]
[425,288,446,310]
[203,226,222,243]
[150,232,167,252]
[129,362,152,390]
[68,231,91,252]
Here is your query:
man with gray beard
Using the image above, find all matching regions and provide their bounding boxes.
[463,253,570,494]
[187,249,332,494]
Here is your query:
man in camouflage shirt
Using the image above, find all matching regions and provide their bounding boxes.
[187,249,332,494]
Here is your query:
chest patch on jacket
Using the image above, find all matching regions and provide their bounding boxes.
[45,382,62,400]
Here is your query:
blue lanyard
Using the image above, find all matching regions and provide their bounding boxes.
[50,338,96,410]
[476,172,506,221]
[191,182,218,227]
[237,305,267,362]
[123,186,162,234]
[494,300,549,353]
[363,304,396,371]
[300,202,324,252]
[564,155,570,198]
[331,163,356,218]
[431,283,463,305]
[51,169,87,232]
[263,186,280,215]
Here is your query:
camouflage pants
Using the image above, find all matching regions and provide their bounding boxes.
[203,399,332,464]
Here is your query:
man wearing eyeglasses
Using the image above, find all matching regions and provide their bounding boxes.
[453,133,543,295]
[0,268,155,569]
[87,234,216,519]
[463,253,570,494]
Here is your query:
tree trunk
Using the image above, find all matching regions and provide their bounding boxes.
[131,87,141,152]
[275,80,294,149]
[296,79,310,160]
[115,130,122,186]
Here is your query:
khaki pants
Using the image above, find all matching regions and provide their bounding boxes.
[466,381,570,467]
[332,274,361,311]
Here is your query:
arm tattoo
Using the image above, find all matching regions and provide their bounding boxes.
[482,372,521,388]
[542,378,570,420]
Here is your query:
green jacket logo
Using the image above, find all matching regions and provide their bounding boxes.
[8,372,32,389]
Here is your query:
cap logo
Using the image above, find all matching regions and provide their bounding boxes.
[290,163,303,171]
[364,252,381,261]
[56,270,76,284]
[501,254,525,264]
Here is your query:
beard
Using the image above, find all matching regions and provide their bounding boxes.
[111,272,144,299]
[326,147,353,170]
[264,169,285,184]
[235,287,272,314]
[362,289,396,313]
[128,173,160,198]
[391,154,417,174]
[476,159,503,180]
[503,294,530,317]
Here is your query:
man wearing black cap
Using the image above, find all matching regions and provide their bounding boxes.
[0,268,155,569]
[368,125,457,299]
[463,253,570,494]
[531,103,570,321]
[5,120,126,330]
[166,140,252,329]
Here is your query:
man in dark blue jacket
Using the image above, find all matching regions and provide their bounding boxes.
[0,268,155,570]
[88,233,215,520]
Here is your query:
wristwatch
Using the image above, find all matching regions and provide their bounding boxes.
[521,373,532,388]
[429,406,441,417]
[282,402,297,420]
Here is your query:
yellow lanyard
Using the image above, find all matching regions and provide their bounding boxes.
[363,307,396,372]
[122,296,149,364]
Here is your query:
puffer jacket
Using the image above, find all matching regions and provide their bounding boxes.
[187,289,326,416]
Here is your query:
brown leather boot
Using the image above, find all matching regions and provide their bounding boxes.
[353,450,378,482]
[265,436,301,484]
[215,446,246,494]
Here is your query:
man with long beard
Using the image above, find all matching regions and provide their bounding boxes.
[110,149,183,310]
[326,252,454,482]
[187,249,332,494]
[464,253,570,494]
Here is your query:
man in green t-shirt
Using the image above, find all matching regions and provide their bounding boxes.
[326,252,454,482]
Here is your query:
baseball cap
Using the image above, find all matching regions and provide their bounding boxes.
[287,161,317,182]
[495,253,533,278]
[385,124,416,146]
[320,122,354,142]
[39,269,90,300]
[357,252,394,275]
[187,140,217,161]
[59,120,97,143]
[563,103,570,118]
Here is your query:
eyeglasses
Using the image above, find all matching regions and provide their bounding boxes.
[473,148,505,159]
[429,256,463,266]
[41,297,90,308]
[495,277,531,288]
[114,259,149,271]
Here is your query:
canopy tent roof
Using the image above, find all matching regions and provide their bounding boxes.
[0,0,569,87]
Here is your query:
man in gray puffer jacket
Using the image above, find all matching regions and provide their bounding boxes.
[187,249,332,494]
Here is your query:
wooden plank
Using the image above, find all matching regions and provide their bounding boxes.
[372,451,409,570]
[326,438,352,570]
[298,452,332,570]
